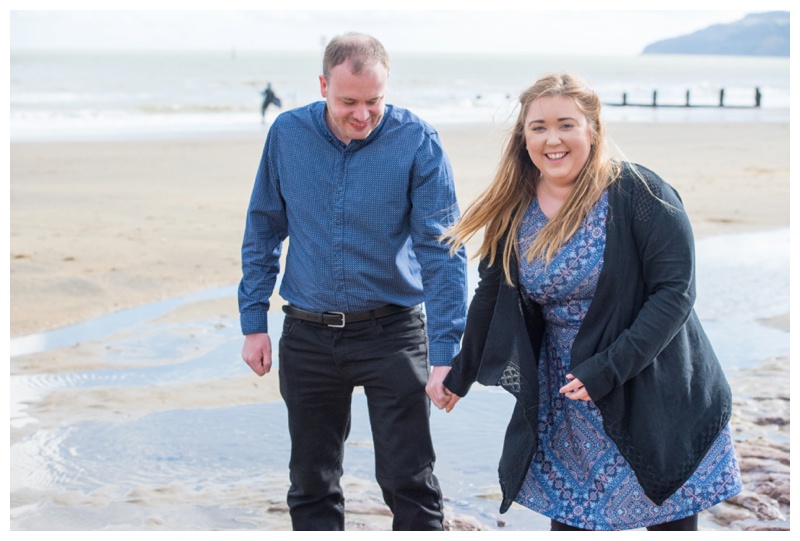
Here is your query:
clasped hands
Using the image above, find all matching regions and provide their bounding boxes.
[426,366,460,413]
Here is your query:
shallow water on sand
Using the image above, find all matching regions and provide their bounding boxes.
[10,229,789,530]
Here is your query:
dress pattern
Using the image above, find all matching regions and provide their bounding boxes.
[514,191,741,530]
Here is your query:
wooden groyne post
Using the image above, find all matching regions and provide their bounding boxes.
[607,87,763,108]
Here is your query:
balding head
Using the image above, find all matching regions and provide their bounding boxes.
[322,32,390,80]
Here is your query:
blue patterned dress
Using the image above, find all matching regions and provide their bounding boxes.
[515,191,741,530]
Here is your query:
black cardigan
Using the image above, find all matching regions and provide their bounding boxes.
[444,163,732,511]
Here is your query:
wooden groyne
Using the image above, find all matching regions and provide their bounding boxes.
[606,87,762,108]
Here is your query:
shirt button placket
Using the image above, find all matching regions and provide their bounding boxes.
[333,151,348,310]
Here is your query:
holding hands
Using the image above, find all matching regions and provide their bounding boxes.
[426,366,461,413]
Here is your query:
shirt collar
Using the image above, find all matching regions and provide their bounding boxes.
[312,101,392,150]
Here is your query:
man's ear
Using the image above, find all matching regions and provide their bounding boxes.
[319,75,328,98]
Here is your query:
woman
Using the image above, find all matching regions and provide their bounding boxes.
[441,73,741,531]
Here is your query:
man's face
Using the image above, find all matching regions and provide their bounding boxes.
[319,60,388,144]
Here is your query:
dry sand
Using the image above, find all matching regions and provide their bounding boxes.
[9,120,790,530]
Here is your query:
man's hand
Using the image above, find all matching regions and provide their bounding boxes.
[427,365,457,411]
[242,333,272,376]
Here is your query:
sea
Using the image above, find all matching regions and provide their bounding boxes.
[9,50,790,142]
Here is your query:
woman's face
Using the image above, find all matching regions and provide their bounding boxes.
[523,95,593,187]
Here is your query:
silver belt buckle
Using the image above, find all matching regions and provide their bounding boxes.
[327,311,346,328]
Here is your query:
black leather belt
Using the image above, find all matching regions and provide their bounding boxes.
[282,304,415,328]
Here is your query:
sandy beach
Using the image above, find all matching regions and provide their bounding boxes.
[9,120,790,530]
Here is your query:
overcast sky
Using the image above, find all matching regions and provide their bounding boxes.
[8,4,791,56]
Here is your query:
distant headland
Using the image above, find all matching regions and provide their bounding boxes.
[642,11,789,57]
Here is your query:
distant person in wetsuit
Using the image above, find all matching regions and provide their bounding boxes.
[261,83,282,123]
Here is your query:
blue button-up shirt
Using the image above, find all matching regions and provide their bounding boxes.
[238,101,467,365]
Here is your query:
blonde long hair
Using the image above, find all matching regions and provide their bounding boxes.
[446,72,621,284]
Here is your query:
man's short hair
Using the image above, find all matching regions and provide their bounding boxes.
[322,32,390,80]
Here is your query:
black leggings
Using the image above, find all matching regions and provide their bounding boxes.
[550,514,698,531]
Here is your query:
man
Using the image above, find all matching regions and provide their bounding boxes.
[260,82,281,123]
[238,32,467,531]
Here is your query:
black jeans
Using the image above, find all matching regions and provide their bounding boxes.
[278,306,443,531]
[550,514,698,531]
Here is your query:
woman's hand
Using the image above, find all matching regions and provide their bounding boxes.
[443,391,461,413]
[559,374,591,401]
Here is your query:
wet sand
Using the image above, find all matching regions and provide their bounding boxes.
[9,120,790,530]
